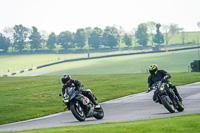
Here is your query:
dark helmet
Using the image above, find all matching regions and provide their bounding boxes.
[149,64,158,75]
[61,74,71,84]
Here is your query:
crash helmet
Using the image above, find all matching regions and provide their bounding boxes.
[61,74,71,84]
[149,64,158,75]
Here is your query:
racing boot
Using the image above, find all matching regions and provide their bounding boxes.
[89,95,99,105]
[85,90,99,105]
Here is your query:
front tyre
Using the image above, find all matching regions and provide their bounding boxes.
[70,102,85,121]
[176,100,184,112]
[161,96,175,113]
[94,106,104,120]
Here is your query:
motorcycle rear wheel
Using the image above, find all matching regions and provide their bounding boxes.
[94,107,104,120]
[161,96,175,113]
[70,102,86,121]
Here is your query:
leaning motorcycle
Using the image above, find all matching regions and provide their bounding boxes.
[147,80,184,113]
[61,87,104,121]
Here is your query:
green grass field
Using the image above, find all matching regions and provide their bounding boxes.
[48,49,199,75]
[0,50,151,75]
[0,72,200,125]
[1,47,199,76]
[0,54,87,75]
[3,113,199,133]
[12,49,199,76]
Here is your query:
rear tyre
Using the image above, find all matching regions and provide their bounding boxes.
[70,102,86,121]
[94,107,104,120]
[161,96,175,113]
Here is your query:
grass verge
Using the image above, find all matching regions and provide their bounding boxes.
[2,113,200,133]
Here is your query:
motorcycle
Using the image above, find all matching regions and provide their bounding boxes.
[147,80,184,113]
[61,87,104,121]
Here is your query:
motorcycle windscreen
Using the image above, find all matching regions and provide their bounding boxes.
[153,81,162,89]
[65,87,75,98]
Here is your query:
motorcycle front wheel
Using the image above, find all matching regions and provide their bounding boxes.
[175,98,184,112]
[161,96,175,113]
[70,101,86,121]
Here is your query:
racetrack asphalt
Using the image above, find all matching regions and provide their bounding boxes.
[0,82,200,132]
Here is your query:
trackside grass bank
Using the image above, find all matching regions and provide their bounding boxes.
[2,113,200,133]
[1,49,199,76]
[17,49,199,76]
[0,72,200,125]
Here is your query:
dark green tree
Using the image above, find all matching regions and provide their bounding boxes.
[57,31,74,50]
[135,23,148,46]
[102,26,120,48]
[153,24,164,45]
[88,27,103,49]
[74,28,86,49]
[46,32,57,50]
[13,24,28,52]
[122,33,132,47]
[0,33,10,52]
[29,26,42,50]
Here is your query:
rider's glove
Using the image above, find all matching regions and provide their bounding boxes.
[164,75,169,79]
[148,87,152,91]
[147,87,152,93]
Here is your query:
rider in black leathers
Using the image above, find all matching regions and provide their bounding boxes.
[61,74,99,105]
[148,64,182,102]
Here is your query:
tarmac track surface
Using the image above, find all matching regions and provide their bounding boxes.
[0,82,200,132]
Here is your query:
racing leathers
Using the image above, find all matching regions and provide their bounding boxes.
[62,79,98,105]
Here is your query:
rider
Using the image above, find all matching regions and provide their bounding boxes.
[61,73,99,105]
[147,64,182,102]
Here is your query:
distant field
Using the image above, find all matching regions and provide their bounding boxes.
[14,49,199,76]
[162,32,200,46]
[0,50,150,75]
[0,54,90,75]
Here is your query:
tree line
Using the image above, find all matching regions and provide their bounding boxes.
[0,21,198,53]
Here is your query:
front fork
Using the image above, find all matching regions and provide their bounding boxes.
[164,89,179,108]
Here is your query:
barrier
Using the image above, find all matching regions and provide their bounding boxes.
[2,67,37,77]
